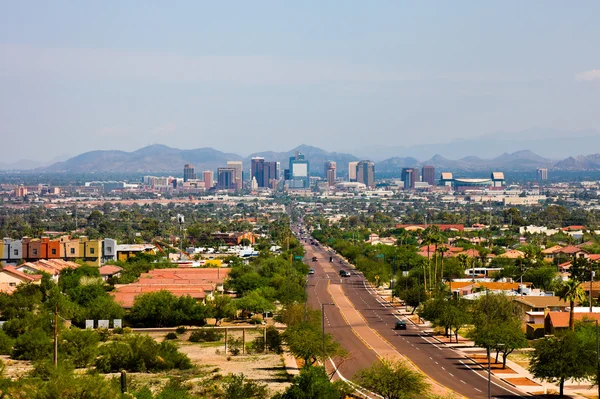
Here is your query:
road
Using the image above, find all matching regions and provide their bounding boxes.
[301,236,529,399]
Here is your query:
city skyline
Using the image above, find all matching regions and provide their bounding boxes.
[1,2,600,163]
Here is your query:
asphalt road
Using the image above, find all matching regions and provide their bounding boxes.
[301,235,530,399]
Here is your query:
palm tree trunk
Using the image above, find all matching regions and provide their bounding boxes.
[434,244,438,291]
[570,300,575,331]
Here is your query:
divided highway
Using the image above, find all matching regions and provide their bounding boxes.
[300,233,530,399]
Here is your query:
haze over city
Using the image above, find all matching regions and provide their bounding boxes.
[1,1,600,163]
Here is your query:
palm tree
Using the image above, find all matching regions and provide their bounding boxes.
[457,253,469,279]
[438,245,449,283]
[557,279,586,331]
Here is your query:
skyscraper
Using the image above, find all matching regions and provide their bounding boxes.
[325,161,336,186]
[264,161,279,188]
[348,161,358,182]
[251,157,265,187]
[227,161,243,190]
[216,168,236,190]
[288,151,310,188]
[202,171,214,189]
[401,168,419,189]
[422,165,435,186]
[356,160,375,187]
[183,164,196,182]
[537,168,548,182]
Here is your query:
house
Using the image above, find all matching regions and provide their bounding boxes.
[99,265,123,281]
[396,224,464,232]
[542,245,563,262]
[116,244,157,262]
[16,259,79,281]
[497,249,525,259]
[513,296,571,314]
[447,281,530,296]
[544,312,600,335]
[0,266,42,293]
[367,234,396,246]
[111,267,230,309]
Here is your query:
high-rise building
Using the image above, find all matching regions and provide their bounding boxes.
[216,168,236,190]
[183,164,196,182]
[288,151,310,188]
[264,161,279,188]
[356,160,375,187]
[227,161,243,190]
[348,161,358,182]
[251,158,265,187]
[325,161,336,186]
[202,171,214,189]
[537,168,548,182]
[422,165,435,186]
[401,168,419,189]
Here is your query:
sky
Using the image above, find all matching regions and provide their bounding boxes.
[1,1,599,163]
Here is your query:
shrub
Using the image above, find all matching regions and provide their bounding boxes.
[13,328,53,361]
[165,332,178,340]
[0,329,14,355]
[250,337,265,354]
[59,328,100,368]
[95,334,191,373]
[265,325,283,354]
[249,316,263,325]
[188,329,224,343]
[223,373,268,399]
[228,338,242,356]
[175,326,187,335]
[96,328,111,342]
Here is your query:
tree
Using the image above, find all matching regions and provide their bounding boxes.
[59,328,100,368]
[557,279,586,331]
[355,358,429,399]
[209,293,237,326]
[236,290,274,319]
[468,292,526,369]
[529,331,594,396]
[283,320,346,367]
[129,291,208,327]
[274,366,350,399]
[222,373,269,399]
[13,328,53,361]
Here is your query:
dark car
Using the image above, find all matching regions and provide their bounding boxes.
[394,320,407,330]
[339,270,351,277]
[312,256,317,262]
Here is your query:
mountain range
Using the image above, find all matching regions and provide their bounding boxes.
[3,145,600,174]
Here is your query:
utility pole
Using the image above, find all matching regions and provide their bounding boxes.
[591,262,594,313]
[487,289,491,399]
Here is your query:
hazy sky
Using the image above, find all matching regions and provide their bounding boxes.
[1,1,599,163]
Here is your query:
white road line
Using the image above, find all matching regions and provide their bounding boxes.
[460,380,466,384]
[449,373,454,377]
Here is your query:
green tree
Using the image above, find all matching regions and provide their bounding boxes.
[557,279,587,331]
[222,373,269,399]
[208,293,237,326]
[13,328,53,361]
[274,366,350,399]
[355,359,429,399]
[468,292,526,369]
[59,328,100,368]
[529,331,594,396]
[236,291,274,319]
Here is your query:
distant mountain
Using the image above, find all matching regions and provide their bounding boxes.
[376,150,555,173]
[247,144,359,175]
[350,128,600,161]
[42,145,242,173]
[553,154,600,170]
[33,144,600,175]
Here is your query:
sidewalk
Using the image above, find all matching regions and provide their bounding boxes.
[375,286,596,399]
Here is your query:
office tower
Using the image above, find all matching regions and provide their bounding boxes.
[325,161,336,186]
[227,161,243,190]
[422,165,435,186]
[203,171,214,189]
[217,168,236,190]
[537,168,548,182]
[401,167,419,189]
[348,161,358,181]
[356,160,375,187]
[402,169,413,189]
[183,164,196,182]
[264,161,279,187]
[288,151,310,188]
[251,157,265,187]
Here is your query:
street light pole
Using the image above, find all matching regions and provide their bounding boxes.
[487,289,491,399]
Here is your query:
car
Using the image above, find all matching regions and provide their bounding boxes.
[308,268,315,275]
[339,270,351,277]
[394,320,407,330]
[312,256,317,262]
